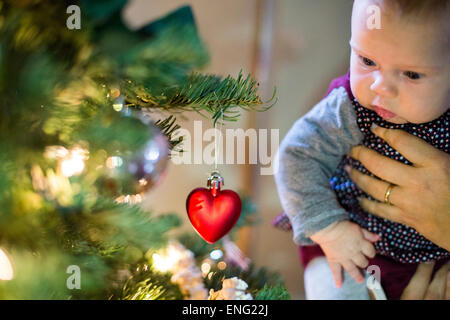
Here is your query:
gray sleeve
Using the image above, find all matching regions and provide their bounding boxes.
[274,87,364,245]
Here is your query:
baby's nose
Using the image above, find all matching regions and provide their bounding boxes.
[370,73,398,98]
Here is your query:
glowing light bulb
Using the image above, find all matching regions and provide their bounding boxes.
[210,249,223,260]
[106,156,123,169]
[115,193,143,204]
[152,253,172,272]
[217,261,227,270]
[61,157,85,177]
[151,244,186,273]
[113,95,124,111]
[201,262,211,276]
[60,147,88,177]
[0,249,14,281]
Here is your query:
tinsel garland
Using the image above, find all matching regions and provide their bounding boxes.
[208,277,253,300]
[152,241,208,300]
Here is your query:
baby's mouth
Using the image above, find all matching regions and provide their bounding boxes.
[372,105,397,120]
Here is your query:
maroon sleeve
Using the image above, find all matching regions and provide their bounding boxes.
[324,70,353,100]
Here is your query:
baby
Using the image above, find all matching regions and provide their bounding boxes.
[274,0,449,299]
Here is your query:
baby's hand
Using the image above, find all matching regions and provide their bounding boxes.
[310,220,380,288]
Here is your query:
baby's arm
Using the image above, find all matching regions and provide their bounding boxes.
[274,87,362,243]
[274,87,376,285]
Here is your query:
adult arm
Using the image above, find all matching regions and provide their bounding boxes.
[401,261,450,300]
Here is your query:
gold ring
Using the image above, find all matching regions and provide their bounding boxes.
[384,183,394,205]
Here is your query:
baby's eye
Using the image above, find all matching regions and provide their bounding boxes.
[404,71,423,80]
[360,56,376,67]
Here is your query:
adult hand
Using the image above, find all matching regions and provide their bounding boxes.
[346,124,450,251]
[401,261,450,300]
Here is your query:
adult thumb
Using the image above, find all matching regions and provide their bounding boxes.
[362,229,381,242]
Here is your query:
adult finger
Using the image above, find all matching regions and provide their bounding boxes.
[401,262,435,300]
[424,261,450,300]
[370,124,443,167]
[342,260,365,284]
[346,166,404,206]
[329,262,343,288]
[348,145,413,186]
[359,197,408,225]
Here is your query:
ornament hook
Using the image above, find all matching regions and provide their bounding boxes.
[207,171,224,197]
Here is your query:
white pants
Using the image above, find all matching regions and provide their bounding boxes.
[304,257,370,300]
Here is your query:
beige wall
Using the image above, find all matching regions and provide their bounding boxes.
[125,0,353,299]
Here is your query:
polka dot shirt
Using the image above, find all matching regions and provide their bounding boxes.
[329,99,449,264]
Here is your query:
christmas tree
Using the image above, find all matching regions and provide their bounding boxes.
[0,0,287,300]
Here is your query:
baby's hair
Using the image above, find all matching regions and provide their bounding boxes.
[378,0,449,19]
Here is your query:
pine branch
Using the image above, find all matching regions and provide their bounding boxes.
[115,264,184,300]
[255,284,291,300]
[64,197,182,253]
[120,70,277,126]
[0,249,110,299]
[153,115,184,153]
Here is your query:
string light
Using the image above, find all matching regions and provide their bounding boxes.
[45,145,89,177]
[217,261,227,270]
[115,193,143,205]
[201,262,211,277]
[106,156,123,169]
[152,252,177,273]
[210,249,223,260]
[112,95,124,112]
[60,147,88,177]
[0,248,14,281]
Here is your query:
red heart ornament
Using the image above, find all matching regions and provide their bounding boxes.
[186,187,241,244]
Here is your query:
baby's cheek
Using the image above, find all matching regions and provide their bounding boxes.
[403,95,446,124]
[351,77,371,107]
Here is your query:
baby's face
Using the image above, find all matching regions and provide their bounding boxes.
[349,0,450,124]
